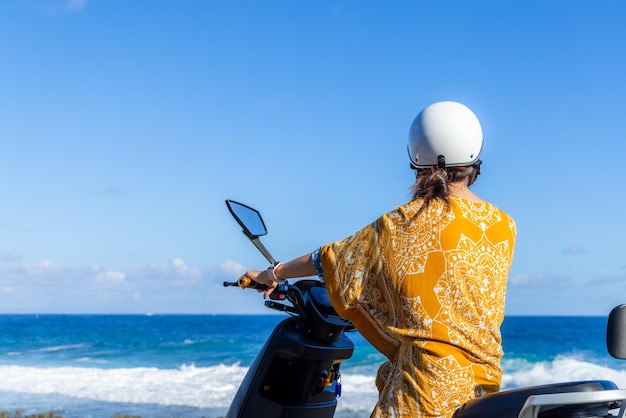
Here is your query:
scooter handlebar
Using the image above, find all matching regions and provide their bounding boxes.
[223,278,288,302]
[223,276,269,291]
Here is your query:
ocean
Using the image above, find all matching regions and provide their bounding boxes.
[1,313,625,417]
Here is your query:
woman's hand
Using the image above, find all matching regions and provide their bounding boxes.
[239,255,316,299]
[241,269,278,299]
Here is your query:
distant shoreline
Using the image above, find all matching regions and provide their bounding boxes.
[0,313,609,317]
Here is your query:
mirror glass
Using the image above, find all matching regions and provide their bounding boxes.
[226,200,267,237]
[607,304,626,359]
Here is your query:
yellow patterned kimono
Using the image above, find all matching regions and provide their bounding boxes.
[319,196,516,417]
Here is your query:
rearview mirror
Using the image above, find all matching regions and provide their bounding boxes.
[607,304,626,359]
[226,200,267,238]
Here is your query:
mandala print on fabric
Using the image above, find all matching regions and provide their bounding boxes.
[400,294,433,336]
[391,203,455,279]
[425,354,477,415]
[452,197,502,230]
[320,198,516,418]
[438,233,511,344]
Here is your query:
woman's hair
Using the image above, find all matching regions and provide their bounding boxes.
[411,162,481,209]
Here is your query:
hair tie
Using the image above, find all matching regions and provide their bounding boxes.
[268,262,284,284]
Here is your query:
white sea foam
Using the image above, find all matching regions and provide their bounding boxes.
[501,355,626,389]
[0,362,376,411]
[33,343,89,353]
[0,363,246,408]
[335,372,378,415]
[0,357,624,410]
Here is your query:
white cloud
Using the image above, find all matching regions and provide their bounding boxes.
[125,259,205,289]
[220,260,245,276]
[509,273,567,287]
[0,257,268,313]
[172,258,201,278]
[1,286,15,294]
[562,245,587,255]
[29,0,87,14]
[17,259,59,275]
[64,0,86,11]
[509,273,531,285]
[94,270,127,285]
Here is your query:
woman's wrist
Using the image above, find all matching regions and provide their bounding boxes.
[268,262,284,284]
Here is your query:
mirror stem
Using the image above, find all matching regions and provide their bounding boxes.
[248,235,277,266]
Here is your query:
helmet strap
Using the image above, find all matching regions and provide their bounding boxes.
[437,155,446,170]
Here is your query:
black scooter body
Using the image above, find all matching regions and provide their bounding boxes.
[453,380,619,418]
[226,281,355,418]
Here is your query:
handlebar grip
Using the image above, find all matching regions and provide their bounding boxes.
[237,276,269,291]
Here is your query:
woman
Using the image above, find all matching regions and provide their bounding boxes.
[242,101,517,417]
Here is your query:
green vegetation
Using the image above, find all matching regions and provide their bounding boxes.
[0,412,64,418]
[0,413,141,418]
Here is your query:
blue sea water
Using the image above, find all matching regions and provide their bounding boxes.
[0,313,625,417]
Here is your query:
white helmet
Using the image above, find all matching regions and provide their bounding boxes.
[408,101,483,169]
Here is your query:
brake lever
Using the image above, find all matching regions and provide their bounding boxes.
[265,300,298,314]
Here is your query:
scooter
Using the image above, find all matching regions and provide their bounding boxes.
[223,199,355,418]
[223,199,626,418]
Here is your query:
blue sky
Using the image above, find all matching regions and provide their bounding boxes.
[1,0,625,315]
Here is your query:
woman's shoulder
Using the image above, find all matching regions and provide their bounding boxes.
[449,196,517,231]
[449,195,505,211]
[384,197,513,221]
[391,199,426,217]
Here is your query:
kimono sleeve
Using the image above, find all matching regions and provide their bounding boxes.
[318,218,385,321]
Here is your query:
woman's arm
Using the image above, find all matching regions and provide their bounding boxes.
[242,253,317,298]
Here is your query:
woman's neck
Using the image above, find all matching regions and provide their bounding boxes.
[448,182,486,203]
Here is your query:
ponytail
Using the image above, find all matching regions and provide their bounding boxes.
[410,162,481,212]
